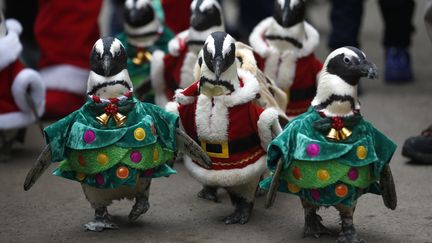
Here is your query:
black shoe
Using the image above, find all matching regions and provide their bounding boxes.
[402,126,432,164]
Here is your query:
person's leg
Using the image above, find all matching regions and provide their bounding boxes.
[328,0,364,50]
[379,0,415,82]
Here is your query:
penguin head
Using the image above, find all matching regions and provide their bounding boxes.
[312,47,378,115]
[88,37,132,98]
[199,32,237,96]
[190,0,222,31]
[0,12,7,38]
[273,0,306,28]
[123,0,161,47]
[325,46,378,86]
[187,0,224,54]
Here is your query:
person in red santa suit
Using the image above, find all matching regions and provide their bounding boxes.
[151,0,224,107]
[34,0,102,119]
[249,0,322,117]
[166,32,281,224]
[0,16,45,159]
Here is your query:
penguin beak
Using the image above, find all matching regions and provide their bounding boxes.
[128,8,140,24]
[102,55,112,77]
[359,60,379,79]
[213,57,224,81]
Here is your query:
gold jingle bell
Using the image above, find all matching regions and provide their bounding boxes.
[326,127,352,141]
[112,112,127,127]
[132,50,152,65]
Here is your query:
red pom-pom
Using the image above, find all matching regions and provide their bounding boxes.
[109,98,119,104]
[92,96,101,103]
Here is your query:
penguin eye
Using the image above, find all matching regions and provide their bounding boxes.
[343,57,351,64]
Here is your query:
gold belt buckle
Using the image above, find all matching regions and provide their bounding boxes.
[200,140,229,159]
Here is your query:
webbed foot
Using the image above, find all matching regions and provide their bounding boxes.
[304,213,334,238]
[84,207,118,232]
[336,225,365,243]
[128,198,150,221]
[223,206,252,225]
[197,186,220,203]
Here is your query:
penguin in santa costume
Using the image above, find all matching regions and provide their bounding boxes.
[24,37,211,232]
[116,0,174,100]
[261,47,397,243]
[0,15,45,159]
[249,0,322,117]
[167,32,281,224]
[151,0,224,107]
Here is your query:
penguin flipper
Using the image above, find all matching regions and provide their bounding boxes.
[23,144,52,191]
[265,158,283,209]
[380,164,397,210]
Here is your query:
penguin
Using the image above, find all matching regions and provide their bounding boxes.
[262,47,397,243]
[249,0,322,117]
[123,0,163,48]
[151,0,225,107]
[168,32,281,224]
[24,37,211,232]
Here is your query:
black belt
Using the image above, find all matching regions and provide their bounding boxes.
[197,134,261,159]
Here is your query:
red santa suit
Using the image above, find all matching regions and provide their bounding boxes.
[161,0,192,34]
[151,38,198,107]
[166,70,279,188]
[0,19,45,130]
[34,0,102,119]
[249,18,323,117]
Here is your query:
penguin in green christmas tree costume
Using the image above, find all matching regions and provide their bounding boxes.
[261,47,397,243]
[116,0,174,101]
[24,37,211,232]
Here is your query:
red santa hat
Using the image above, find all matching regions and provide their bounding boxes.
[174,80,200,105]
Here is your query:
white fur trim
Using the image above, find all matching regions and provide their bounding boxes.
[180,52,198,88]
[184,155,267,187]
[0,111,38,129]
[150,50,167,107]
[11,68,45,115]
[195,95,228,141]
[165,101,179,114]
[297,22,320,57]
[249,17,273,58]
[0,31,22,70]
[5,19,22,35]
[41,64,88,95]
[223,69,260,107]
[264,49,297,90]
[174,89,196,105]
[168,30,189,56]
[257,107,280,151]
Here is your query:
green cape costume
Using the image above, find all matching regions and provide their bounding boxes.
[44,95,178,189]
[260,107,396,207]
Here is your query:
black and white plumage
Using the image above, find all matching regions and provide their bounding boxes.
[273,0,306,28]
[123,0,162,47]
[249,0,320,93]
[87,37,132,99]
[311,46,378,117]
[169,32,281,225]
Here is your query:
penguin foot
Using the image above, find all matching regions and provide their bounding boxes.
[223,208,251,225]
[335,225,365,243]
[84,219,118,232]
[197,186,220,203]
[128,198,150,221]
[223,202,253,225]
[304,213,334,238]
